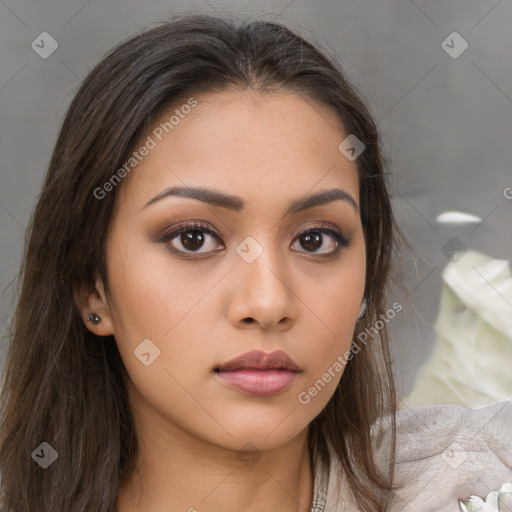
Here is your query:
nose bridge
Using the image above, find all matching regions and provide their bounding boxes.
[230,234,297,328]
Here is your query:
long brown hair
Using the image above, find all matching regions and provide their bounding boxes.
[0,12,400,511]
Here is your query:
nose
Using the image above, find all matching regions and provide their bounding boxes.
[226,240,298,331]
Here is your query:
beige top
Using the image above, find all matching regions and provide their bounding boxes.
[311,400,512,512]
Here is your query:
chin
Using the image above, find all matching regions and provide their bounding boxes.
[214,412,307,447]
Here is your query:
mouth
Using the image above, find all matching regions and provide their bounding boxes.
[213,350,301,396]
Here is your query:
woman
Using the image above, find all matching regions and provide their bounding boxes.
[0,12,510,512]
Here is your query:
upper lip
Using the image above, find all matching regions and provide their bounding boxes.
[215,350,301,372]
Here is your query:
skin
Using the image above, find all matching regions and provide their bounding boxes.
[75,88,366,512]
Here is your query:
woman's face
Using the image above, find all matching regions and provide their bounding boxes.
[90,88,365,453]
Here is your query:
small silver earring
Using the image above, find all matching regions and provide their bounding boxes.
[357,299,367,320]
[87,313,101,325]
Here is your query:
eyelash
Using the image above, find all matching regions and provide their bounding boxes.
[159,221,351,259]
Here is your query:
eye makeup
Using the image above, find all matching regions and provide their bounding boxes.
[156,219,351,260]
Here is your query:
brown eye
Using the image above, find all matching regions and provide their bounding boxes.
[300,232,323,252]
[180,230,206,251]
[291,225,350,256]
[160,222,224,254]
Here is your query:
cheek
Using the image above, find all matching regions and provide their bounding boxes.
[294,252,365,400]
[103,241,218,424]
[302,289,358,371]
[104,230,223,382]
[292,295,358,413]
[105,231,206,337]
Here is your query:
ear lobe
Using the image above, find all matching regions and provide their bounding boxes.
[73,275,115,336]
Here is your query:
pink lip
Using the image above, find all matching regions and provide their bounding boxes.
[215,349,300,372]
[214,350,301,396]
[215,369,298,396]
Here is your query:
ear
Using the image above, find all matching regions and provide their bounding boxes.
[73,274,115,336]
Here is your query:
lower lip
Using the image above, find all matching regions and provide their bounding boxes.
[215,369,299,396]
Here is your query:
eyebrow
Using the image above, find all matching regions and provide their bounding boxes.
[142,185,358,214]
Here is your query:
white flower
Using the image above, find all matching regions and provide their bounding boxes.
[459,483,512,512]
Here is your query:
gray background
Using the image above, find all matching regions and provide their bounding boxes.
[1,0,511,400]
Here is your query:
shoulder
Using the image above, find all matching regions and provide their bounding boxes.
[388,400,512,511]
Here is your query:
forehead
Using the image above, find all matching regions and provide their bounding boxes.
[115,88,360,215]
